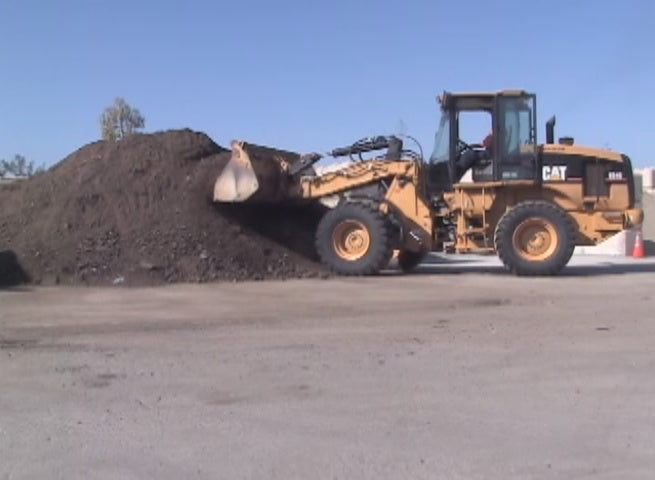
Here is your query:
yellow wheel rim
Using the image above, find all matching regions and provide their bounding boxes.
[512,217,559,261]
[332,220,371,261]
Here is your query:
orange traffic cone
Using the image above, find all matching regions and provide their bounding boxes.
[632,230,645,258]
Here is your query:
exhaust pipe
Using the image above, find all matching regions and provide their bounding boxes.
[546,116,556,144]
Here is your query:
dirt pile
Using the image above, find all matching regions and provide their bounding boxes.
[0,129,327,286]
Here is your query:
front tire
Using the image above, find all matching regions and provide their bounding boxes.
[494,201,576,276]
[315,202,393,275]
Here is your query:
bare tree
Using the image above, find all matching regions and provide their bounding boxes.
[99,97,146,141]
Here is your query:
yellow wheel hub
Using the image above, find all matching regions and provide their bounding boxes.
[332,220,371,261]
[512,217,559,261]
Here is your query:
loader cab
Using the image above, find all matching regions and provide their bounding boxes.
[427,90,539,196]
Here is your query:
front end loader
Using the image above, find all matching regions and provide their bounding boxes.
[213,89,644,276]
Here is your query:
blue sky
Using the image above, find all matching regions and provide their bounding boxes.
[1,0,654,168]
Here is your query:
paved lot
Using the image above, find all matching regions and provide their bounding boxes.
[2,256,655,479]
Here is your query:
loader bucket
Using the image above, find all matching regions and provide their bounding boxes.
[213,140,302,203]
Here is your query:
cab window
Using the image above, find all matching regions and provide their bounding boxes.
[496,95,537,180]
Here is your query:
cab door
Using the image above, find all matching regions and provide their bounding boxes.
[493,94,539,182]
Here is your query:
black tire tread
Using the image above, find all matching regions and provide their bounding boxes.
[315,202,394,275]
[494,200,576,276]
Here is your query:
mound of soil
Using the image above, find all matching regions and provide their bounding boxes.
[0,129,328,286]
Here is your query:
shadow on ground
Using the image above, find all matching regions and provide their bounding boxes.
[645,240,655,256]
[560,262,655,276]
[0,250,31,288]
[384,253,655,277]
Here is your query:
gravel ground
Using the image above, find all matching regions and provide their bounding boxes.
[2,263,655,479]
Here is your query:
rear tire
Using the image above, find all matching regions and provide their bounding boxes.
[315,202,393,275]
[397,250,426,272]
[494,201,576,276]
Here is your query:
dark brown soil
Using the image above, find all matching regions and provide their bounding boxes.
[0,129,328,286]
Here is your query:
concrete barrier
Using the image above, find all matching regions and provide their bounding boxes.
[573,228,639,257]
[635,168,655,195]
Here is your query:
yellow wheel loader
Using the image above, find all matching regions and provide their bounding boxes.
[213,90,644,276]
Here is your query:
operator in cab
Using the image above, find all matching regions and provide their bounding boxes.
[455,131,493,181]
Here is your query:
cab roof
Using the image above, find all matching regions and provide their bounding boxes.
[438,89,533,111]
